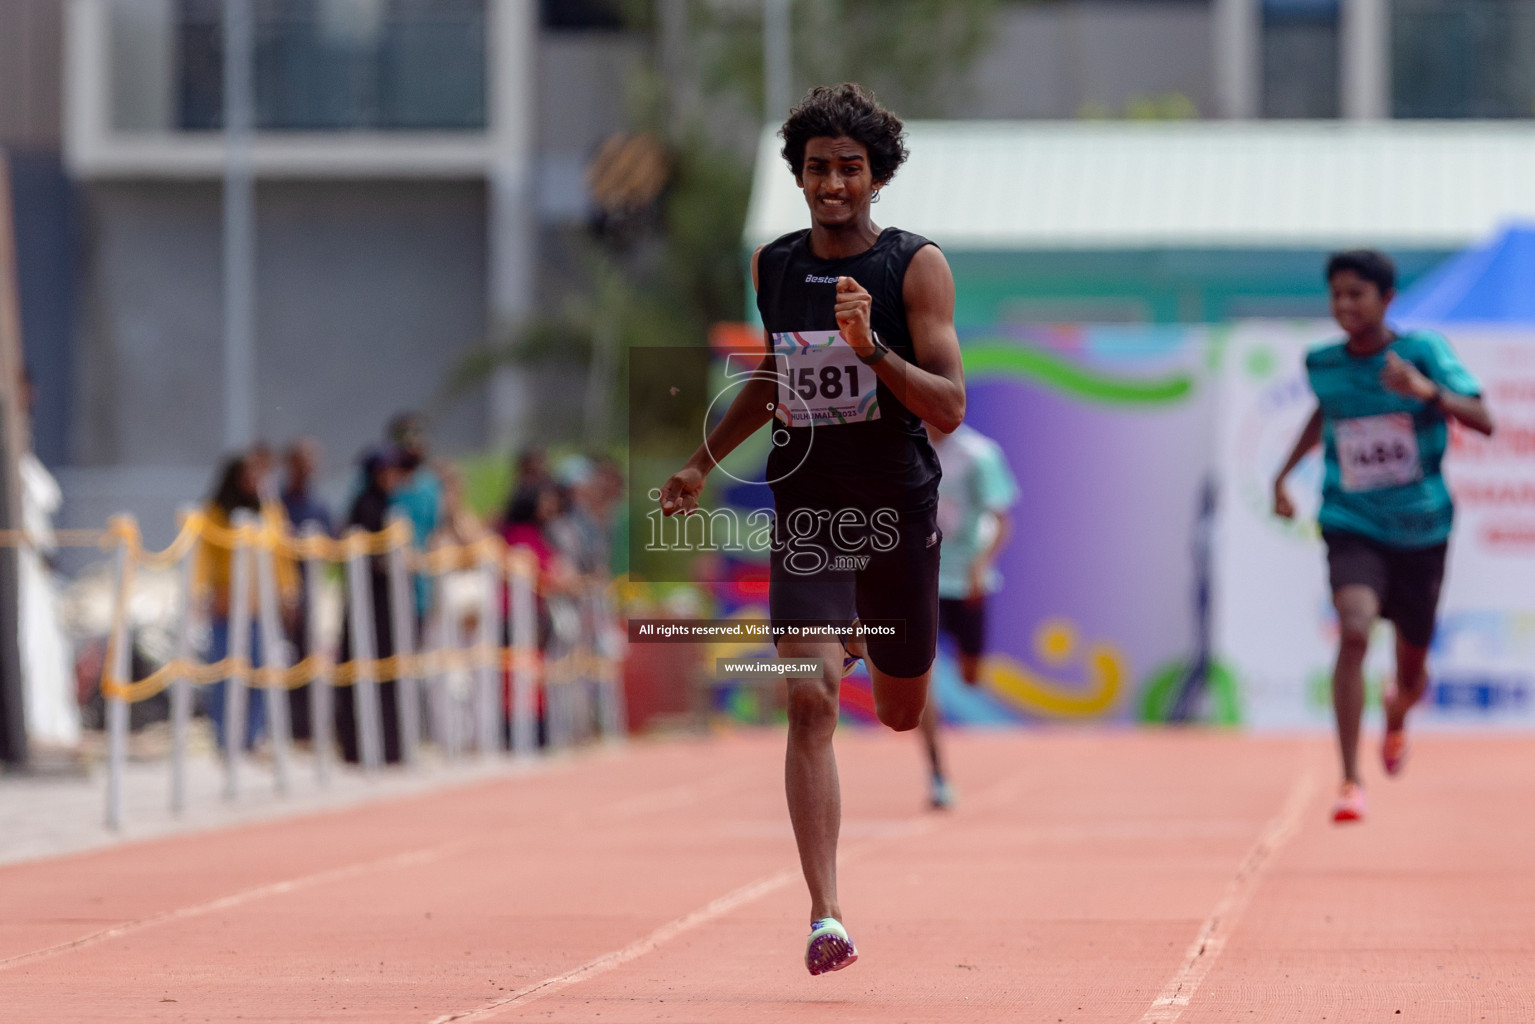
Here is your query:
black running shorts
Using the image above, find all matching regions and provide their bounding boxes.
[769,503,941,678]
[1322,528,1448,649]
[938,597,987,658]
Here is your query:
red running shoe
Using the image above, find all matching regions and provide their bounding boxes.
[1331,782,1368,824]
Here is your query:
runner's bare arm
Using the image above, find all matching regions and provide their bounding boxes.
[833,245,965,431]
[1381,351,1495,436]
[1272,406,1323,520]
[968,509,1012,603]
[659,247,777,516]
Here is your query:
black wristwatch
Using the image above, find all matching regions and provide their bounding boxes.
[856,333,889,366]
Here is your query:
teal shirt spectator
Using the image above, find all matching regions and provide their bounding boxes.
[933,425,1019,600]
[1305,330,1481,549]
[389,466,442,615]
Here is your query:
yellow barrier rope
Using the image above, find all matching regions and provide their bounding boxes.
[100,645,572,702]
[97,511,573,703]
[0,528,110,549]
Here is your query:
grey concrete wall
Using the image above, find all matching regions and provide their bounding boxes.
[71,178,490,494]
[963,1,1215,118]
[0,0,63,150]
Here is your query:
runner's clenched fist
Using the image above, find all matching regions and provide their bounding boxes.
[835,276,875,357]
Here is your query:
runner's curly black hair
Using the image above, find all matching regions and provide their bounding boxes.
[779,83,909,186]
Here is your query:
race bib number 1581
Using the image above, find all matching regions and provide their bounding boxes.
[771,331,881,427]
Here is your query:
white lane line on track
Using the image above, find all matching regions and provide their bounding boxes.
[426,865,804,1024]
[0,840,469,974]
[427,773,1031,1024]
[0,765,752,973]
[1137,759,1319,1024]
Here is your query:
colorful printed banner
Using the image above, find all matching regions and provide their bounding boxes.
[936,325,1219,725]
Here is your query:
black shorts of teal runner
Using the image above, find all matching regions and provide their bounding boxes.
[1323,528,1448,649]
[769,504,942,678]
[938,597,987,658]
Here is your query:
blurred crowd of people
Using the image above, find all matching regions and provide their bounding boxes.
[193,412,627,762]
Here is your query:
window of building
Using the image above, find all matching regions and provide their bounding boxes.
[540,0,626,31]
[175,0,487,131]
[1261,0,1340,118]
[1393,0,1535,118]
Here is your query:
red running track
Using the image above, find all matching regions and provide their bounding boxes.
[3,729,1534,1022]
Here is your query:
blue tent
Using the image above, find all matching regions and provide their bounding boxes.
[1394,223,1535,324]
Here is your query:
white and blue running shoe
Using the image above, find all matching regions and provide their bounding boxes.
[805,917,859,976]
[841,619,865,677]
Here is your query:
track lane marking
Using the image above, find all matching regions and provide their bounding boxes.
[0,840,468,973]
[427,772,1035,1023]
[0,766,759,973]
[426,865,804,1024]
[1138,755,1319,1023]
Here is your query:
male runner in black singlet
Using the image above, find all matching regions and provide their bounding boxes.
[659,84,964,975]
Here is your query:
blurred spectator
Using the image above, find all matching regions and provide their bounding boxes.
[434,462,486,551]
[280,438,334,741]
[281,438,334,539]
[549,455,607,578]
[386,413,441,548]
[18,369,79,749]
[592,455,628,577]
[386,412,442,620]
[194,456,297,751]
[247,441,278,503]
[498,480,576,746]
[336,447,409,765]
[513,446,549,494]
[500,482,574,593]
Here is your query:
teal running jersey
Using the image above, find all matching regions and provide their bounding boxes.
[1305,330,1480,549]
[933,425,1019,600]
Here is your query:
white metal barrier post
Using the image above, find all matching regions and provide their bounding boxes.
[169,514,197,815]
[485,545,509,756]
[427,536,457,759]
[508,549,537,758]
[344,529,385,772]
[596,587,625,742]
[254,523,293,795]
[474,543,502,757]
[103,529,132,831]
[386,516,420,766]
[224,509,256,800]
[302,523,333,787]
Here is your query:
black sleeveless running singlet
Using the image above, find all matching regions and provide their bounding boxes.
[755,227,941,511]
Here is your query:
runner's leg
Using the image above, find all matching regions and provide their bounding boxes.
[780,638,846,924]
[1387,633,1430,732]
[1332,584,1379,785]
[918,679,943,778]
[870,664,929,732]
[1383,540,1443,736]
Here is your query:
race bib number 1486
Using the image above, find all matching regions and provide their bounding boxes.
[771,331,881,427]
[1335,412,1422,492]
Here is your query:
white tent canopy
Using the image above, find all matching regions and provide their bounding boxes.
[744,121,1535,252]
